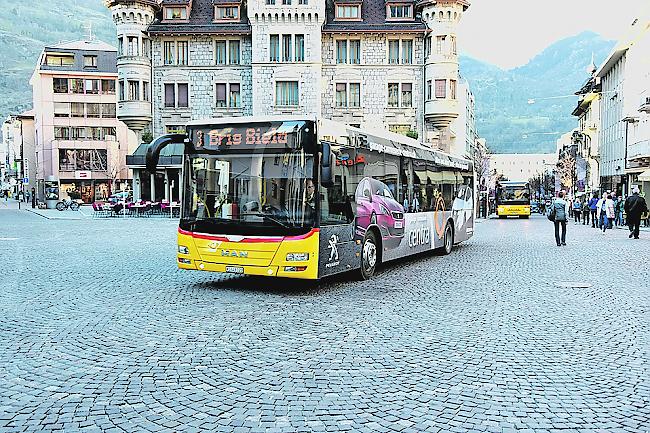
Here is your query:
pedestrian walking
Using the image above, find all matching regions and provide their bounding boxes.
[550,191,569,246]
[582,198,590,225]
[573,199,581,224]
[624,186,648,239]
[597,193,615,234]
[617,195,625,225]
[588,192,599,228]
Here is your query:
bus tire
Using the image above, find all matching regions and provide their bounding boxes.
[442,223,454,255]
[360,230,378,280]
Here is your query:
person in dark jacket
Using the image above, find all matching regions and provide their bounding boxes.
[553,191,569,246]
[588,192,599,228]
[624,187,648,239]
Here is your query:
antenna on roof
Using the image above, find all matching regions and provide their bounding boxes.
[83,21,94,41]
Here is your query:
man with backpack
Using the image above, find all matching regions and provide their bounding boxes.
[548,191,569,246]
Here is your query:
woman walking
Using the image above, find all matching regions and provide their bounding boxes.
[598,193,616,233]
[573,199,582,224]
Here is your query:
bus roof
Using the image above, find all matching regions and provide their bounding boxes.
[185,116,472,171]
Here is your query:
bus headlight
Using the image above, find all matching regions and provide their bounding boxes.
[178,245,190,254]
[286,253,309,261]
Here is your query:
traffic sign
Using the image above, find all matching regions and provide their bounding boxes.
[23,178,29,183]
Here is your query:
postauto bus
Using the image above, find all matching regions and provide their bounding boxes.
[145,117,475,280]
[495,181,531,218]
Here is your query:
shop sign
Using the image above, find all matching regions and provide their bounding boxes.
[75,171,92,180]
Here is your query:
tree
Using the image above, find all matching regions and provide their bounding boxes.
[556,148,577,195]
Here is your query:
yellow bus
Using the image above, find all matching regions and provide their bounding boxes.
[146,117,475,280]
[496,181,531,218]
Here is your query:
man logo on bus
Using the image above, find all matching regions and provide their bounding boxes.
[328,234,339,262]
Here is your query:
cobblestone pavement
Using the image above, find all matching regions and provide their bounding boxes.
[0,209,649,433]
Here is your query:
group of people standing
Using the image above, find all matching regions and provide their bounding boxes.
[550,186,648,246]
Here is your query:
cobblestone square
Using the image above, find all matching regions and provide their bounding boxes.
[0,209,649,432]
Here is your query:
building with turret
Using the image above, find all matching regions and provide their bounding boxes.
[106,0,470,155]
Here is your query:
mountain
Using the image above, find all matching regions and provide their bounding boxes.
[461,31,616,154]
[0,0,116,126]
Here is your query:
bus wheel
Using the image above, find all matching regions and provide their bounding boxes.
[442,223,454,255]
[360,231,378,280]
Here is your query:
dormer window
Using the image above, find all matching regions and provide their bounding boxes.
[215,5,239,21]
[83,55,97,68]
[45,53,74,67]
[387,4,413,20]
[165,7,188,20]
[335,4,361,20]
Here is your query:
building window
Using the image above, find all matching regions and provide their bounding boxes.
[128,80,140,101]
[71,102,86,117]
[216,83,227,107]
[336,40,347,64]
[53,102,70,118]
[215,6,239,21]
[54,127,70,140]
[229,40,240,64]
[388,40,399,64]
[275,81,299,106]
[164,41,175,65]
[83,55,97,67]
[85,79,100,94]
[45,54,74,66]
[450,79,457,100]
[388,83,399,107]
[102,103,116,118]
[282,35,292,62]
[266,0,275,4]
[53,78,68,94]
[215,40,227,65]
[349,83,360,107]
[424,35,431,58]
[164,83,175,107]
[87,103,101,118]
[229,83,241,108]
[178,83,189,107]
[119,81,125,101]
[349,39,360,64]
[282,0,291,4]
[177,41,188,65]
[166,125,186,134]
[435,79,446,98]
[70,78,84,94]
[401,40,413,64]
[295,35,305,62]
[299,0,308,4]
[118,37,123,55]
[72,127,86,140]
[165,7,187,20]
[426,80,432,100]
[436,35,446,54]
[101,79,115,94]
[450,36,457,55]
[335,83,347,107]
[388,4,412,19]
[270,35,280,62]
[143,81,150,101]
[335,5,360,19]
[102,127,117,140]
[401,83,412,107]
[128,36,138,56]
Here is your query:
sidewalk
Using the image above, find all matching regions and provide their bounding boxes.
[26,207,88,220]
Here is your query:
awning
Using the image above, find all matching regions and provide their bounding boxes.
[638,169,650,182]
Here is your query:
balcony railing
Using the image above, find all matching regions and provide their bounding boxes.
[639,95,650,113]
[628,139,650,161]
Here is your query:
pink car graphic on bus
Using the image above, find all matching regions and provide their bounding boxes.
[355,177,405,249]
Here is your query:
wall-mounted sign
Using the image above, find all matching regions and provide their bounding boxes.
[75,171,91,180]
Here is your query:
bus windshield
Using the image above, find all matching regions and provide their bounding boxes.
[497,185,530,205]
[182,151,315,236]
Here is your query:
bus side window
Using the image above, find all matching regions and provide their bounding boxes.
[320,158,354,225]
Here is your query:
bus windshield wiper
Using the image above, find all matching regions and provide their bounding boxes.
[239,212,292,228]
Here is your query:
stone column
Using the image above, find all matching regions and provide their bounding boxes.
[150,172,155,201]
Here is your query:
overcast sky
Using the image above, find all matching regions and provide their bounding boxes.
[458,0,647,69]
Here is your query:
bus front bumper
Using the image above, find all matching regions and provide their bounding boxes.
[497,205,531,216]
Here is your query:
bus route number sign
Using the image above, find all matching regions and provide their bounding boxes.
[197,127,289,149]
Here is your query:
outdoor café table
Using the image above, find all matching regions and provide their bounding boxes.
[169,203,181,218]
[130,203,148,217]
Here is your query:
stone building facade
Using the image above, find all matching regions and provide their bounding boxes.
[107,0,470,154]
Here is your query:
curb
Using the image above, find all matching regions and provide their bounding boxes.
[26,209,84,221]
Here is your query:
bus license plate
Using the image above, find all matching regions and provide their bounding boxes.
[225,266,244,274]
